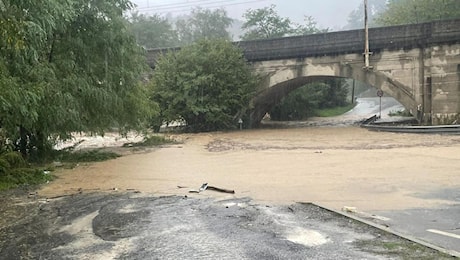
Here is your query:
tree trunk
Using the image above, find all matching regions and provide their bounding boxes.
[19,126,28,157]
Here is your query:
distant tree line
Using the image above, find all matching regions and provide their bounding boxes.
[127,4,330,49]
[345,0,460,30]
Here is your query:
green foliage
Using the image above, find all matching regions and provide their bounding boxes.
[241,5,327,40]
[375,0,460,26]
[128,12,178,49]
[316,104,355,117]
[270,86,319,121]
[0,168,52,191]
[0,0,155,158]
[294,16,329,35]
[0,151,52,191]
[0,158,10,174]
[270,79,349,121]
[0,152,26,168]
[318,79,349,109]
[176,8,233,45]
[345,0,387,29]
[151,39,258,132]
[241,5,293,40]
[127,7,233,47]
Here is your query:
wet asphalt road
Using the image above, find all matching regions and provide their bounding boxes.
[375,206,460,252]
[0,192,453,259]
[370,187,460,253]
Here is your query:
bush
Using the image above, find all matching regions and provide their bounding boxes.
[1,152,26,168]
[0,151,53,191]
[151,39,258,132]
[0,152,25,175]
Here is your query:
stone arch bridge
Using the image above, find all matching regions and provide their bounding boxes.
[147,19,460,127]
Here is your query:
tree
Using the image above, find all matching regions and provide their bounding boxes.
[128,12,178,49]
[294,15,329,35]
[241,5,293,40]
[241,5,326,40]
[270,85,320,121]
[151,39,258,132]
[175,8,233,45]
[0,0,154,158]
[375,0,460,26]
[270,78,349,121]
[344,0,387,30]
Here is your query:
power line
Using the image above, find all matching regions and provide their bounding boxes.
[137,0,218,9]
[134,0,269,14]
[136,0,268,11]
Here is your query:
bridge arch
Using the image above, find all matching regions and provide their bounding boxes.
[249,55,418,127]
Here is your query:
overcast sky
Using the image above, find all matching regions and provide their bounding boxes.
[131,0,364,30]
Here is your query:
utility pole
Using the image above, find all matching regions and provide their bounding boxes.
[363,0,373,70]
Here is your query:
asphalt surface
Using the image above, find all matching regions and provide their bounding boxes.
[368,187,460,254]
[0,191,453,259]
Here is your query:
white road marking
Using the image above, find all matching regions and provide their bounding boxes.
[427,229,460,240]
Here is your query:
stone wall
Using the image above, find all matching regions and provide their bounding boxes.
[426,43,460,124]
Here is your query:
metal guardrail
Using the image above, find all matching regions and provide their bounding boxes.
[360,115,460,134]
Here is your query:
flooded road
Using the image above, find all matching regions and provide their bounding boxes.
[30,124,460,256]
[41,126,460,212]
[32,97,460,255]
[4,97,460,258]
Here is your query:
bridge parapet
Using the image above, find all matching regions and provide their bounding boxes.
[238,19,460,62]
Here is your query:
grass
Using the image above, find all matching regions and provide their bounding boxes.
[315,103,356,117]
[0,151,54,191]
[354,239,452,259]
[0,168,53,190]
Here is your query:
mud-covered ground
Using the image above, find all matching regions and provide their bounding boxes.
[0,191,452,259]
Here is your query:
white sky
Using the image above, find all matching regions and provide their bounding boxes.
[130,0,364,30]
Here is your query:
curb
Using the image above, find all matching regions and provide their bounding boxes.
[309,203,460,258]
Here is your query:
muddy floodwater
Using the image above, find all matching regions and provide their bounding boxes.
[40,126,460,212]
[2,125,460,259]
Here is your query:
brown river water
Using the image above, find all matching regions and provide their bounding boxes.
[40,126,460,212]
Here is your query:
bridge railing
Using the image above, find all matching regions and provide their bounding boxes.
[238,19,460,62]
[146,19,460,65]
